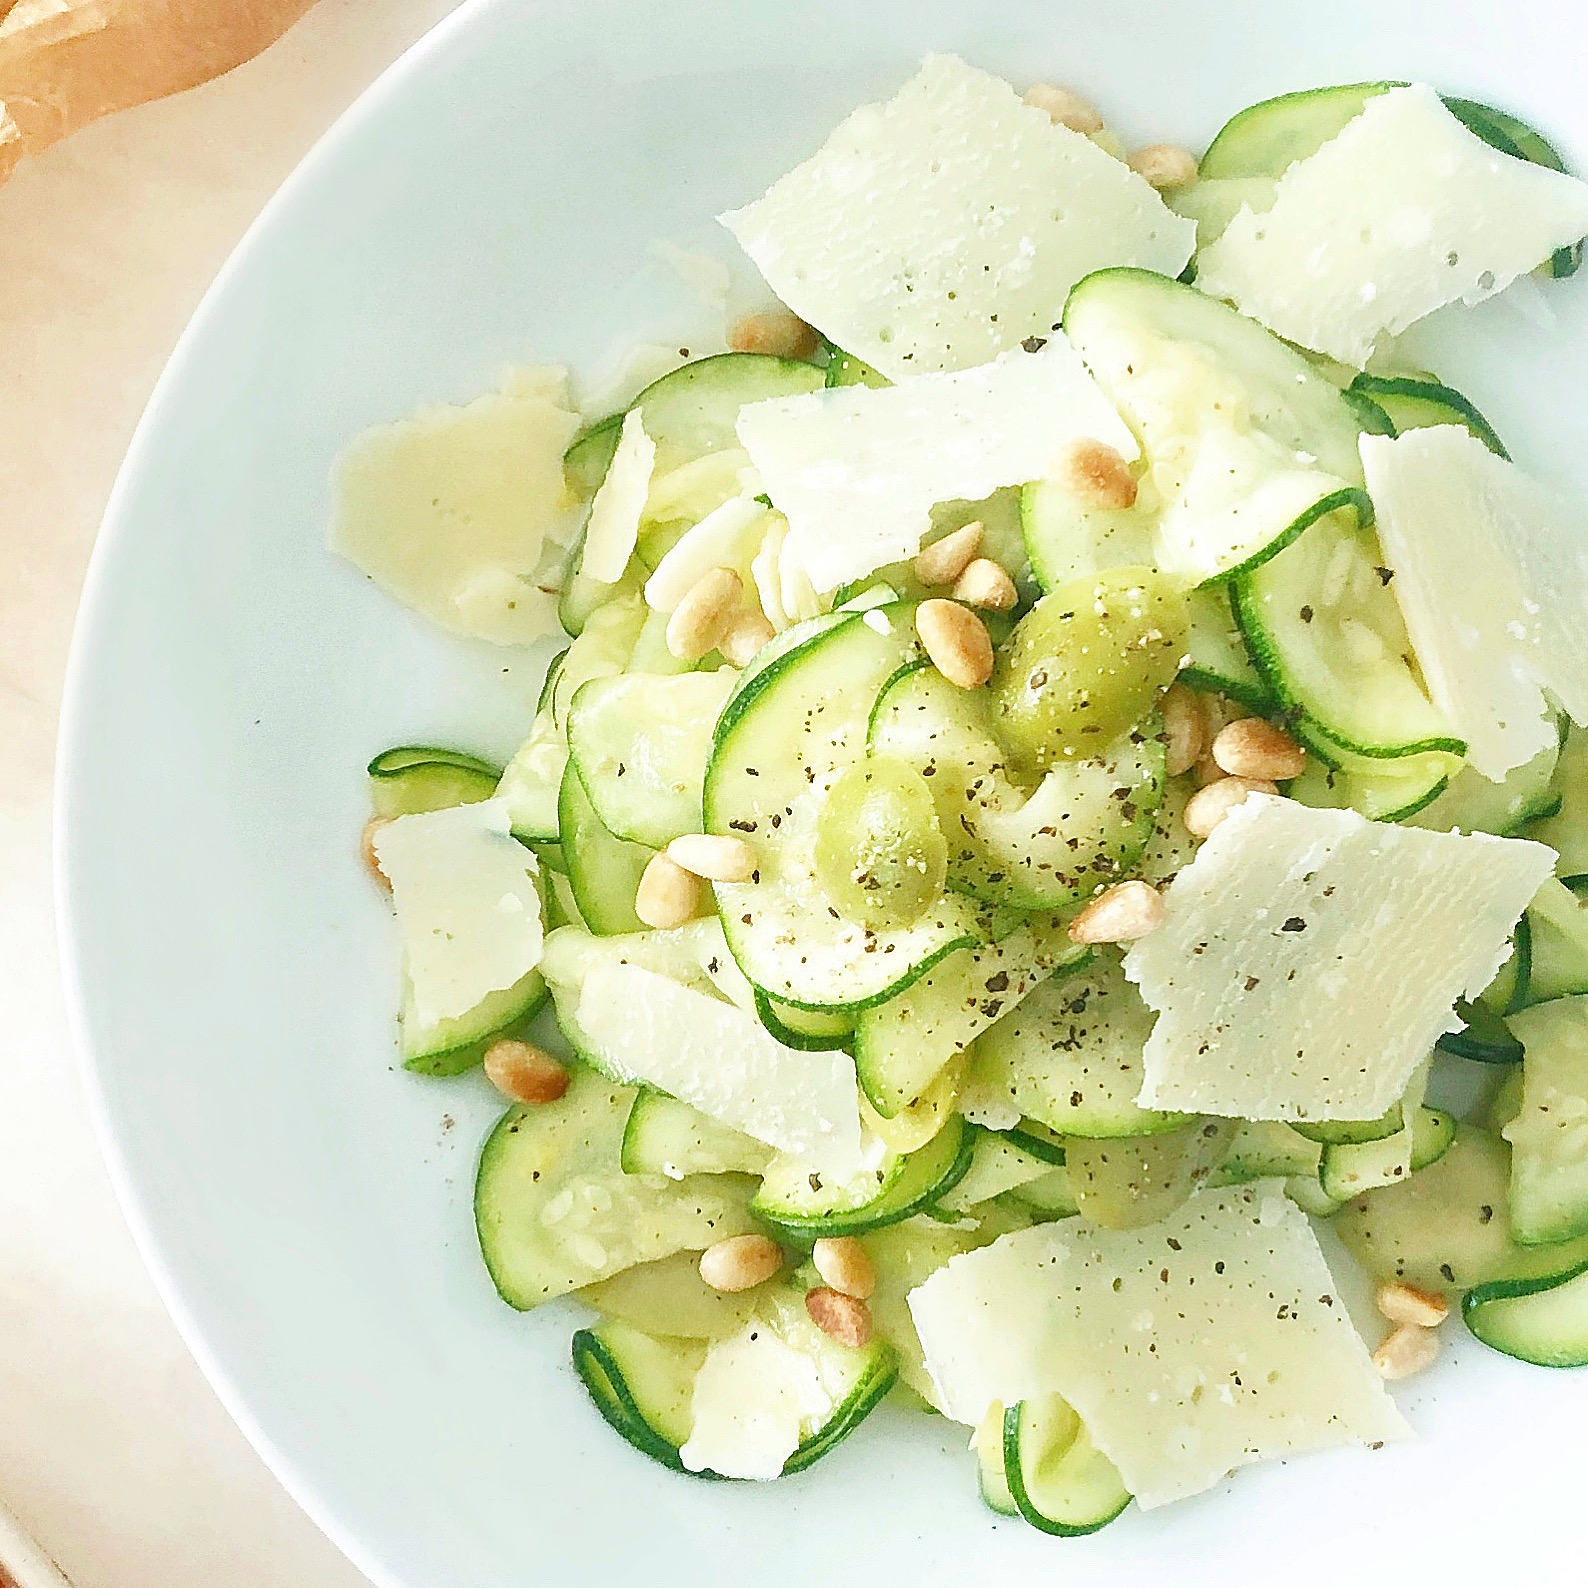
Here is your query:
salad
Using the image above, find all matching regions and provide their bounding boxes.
[330,58,1588,1531]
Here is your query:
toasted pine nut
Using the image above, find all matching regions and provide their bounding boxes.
[1212,717,1308,781]
[914,521,984,586]
[1161,684,1210,777]
[667,832,758,883]
[1022,82,1104,136]
[666,566,741,661]
[1068,879,1166,944]
[361,817,393,889]
[729,308,819,362]
[483,1040,569,1104]
[916,598,994,689]
[635,852,702,928]
[1059,437,1137,510]
[811,1236,876,1300]
[1182,775,1279,839]
[1372,1321,1440,1380]
[719,610,775,667]
[1194,751,1226,787]
[1375,1280,1450,1330]
[1127,142,1198,190]
[699,1234,783,1293]
[951,557,1018,613]
[805,1286,874,1348]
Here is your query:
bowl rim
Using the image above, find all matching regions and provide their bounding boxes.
[52,2,511,1581]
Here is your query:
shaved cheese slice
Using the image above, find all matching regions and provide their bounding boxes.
[580,408,655,583]
[908,1183,1407,1507]
[330,366,579,644]
[643,495,769,612]
[1123,794,1554,1120]
[373,799,543,1028]
[720,54,1194,383]
[574,961,863,1172]
[1198,85,1588,366]
[1362,426,1588,779]
[737,339,1135,592]
[680,1324,829,1480]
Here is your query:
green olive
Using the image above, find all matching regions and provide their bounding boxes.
[989,567,1188,769]
[814,756,948,927]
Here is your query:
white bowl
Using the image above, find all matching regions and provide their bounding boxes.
[57,1,1588,1583]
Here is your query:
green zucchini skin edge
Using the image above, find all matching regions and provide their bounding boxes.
[1201,485,1376,589]
[782,1347,898,1474]
[1001,1403,1132,1537]
[571,1328,704,1476]
[1346,373,1511,460]
[752,988,854,1052]
[570,1329,899,1475]
[1462,1256,1588,1368]
[751,1119,978,1241]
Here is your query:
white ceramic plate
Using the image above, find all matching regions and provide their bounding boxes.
[58,2,1588,1583]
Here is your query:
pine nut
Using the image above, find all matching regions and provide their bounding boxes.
[1127,142,1198,190]
[805,1286,874,1348]
[1068,879,1166,945]
[361,817,393,889]
[1375,1280,1450,1330]
[1022,83,1104,136]
[916,598,994,689]
[666,566,741,661]
[483,1040,569,1104]
[914,521,984,586]
[699,1234,783,1293]
[634,852,702,928]
[1194,751,1227,787]
[951,557,1018,613]
[1161,684,1210,777]
[1059,437,1137,510]
[1372,1321,1441,1380]
[1182,775,1279,839]
[811,1236,876,1300]
[719,610,775,667]
[729,308,819,362]
[1212,717,1308,781]
[667,832,758,883]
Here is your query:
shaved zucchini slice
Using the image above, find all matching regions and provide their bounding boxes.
[1003,1398,1131,1536]
[962,956,1189,1140]
[572,1281,897,1477]
[1234,501,1462,761]
[367,746,501,817]
[704,608,988,1011]
[751,1117,974,1240]
[475,1070,755,1308]
[1464,1259,1588,1367]
[1335,1124,1588,1296]
[1346,373,1510,458]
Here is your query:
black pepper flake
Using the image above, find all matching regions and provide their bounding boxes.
[1244,975,1261,992]
[1440,1262,1456,1284]
[1021,334,1048,353]
[1281,917,1307,933]
[1299,604,1314,624]
[1376,566,1394,586]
